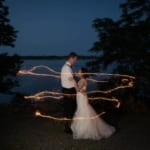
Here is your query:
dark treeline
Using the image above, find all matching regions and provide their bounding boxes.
[0,0,22,94]
[87,0,150,113]
[21,55,97,60]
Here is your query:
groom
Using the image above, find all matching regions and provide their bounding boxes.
[60,52,78,134]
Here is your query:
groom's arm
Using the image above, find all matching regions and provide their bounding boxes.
[61,66,75,87]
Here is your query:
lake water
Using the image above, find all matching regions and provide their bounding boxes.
[12,59,97,95]
[0,59,113,103]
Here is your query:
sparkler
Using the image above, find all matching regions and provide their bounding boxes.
[18,65,135,121]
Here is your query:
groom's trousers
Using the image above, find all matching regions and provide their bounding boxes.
[62,87,76,133]
[62,87,77,119]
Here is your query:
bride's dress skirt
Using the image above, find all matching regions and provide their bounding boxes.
[71,92,115,140]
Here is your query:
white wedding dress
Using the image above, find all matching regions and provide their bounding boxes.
[71,85,116,140]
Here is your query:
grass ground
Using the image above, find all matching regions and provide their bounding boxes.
[0,105,150,150]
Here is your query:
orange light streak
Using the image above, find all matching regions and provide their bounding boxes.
[87,78,108,83]
[24,80,134,101]
[91,73,135,80]
[18,65,135,79]
[89,97,120,108]
[24,90,120,108]
[18,70,60,78]
[17,65,136,83]
[25,95,63,100]
[35,110,106,121]
[88,80,134,94]
[22,65,59,74]
[18,65,135,121]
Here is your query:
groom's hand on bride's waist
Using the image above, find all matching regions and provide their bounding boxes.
[79,89,87,95]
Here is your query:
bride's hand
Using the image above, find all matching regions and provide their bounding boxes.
[80,89,87,95]
[74,72,79,77]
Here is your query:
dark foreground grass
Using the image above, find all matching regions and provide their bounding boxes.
[0,107,150,150]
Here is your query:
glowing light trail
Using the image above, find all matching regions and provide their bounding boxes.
[18,70,60,78]
[17,65,135,121]
[89,97,120,108]
[17,65,135,83]
[35,110,106,121]
[24,80,133,100]
[24,90,120,108]
[88,81,134,94]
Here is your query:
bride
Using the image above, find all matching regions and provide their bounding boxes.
[71,68,116,140]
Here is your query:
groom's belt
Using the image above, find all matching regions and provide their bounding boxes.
[62,87,76,93]
[62,87,75,90]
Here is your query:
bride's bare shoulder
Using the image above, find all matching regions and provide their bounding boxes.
[78,78,87,86]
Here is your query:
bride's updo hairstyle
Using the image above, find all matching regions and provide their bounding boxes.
[80,67,89,79]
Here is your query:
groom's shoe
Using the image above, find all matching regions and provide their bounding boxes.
[64,121,72,134]
[64,127,72,134]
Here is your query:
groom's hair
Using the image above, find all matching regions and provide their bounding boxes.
[67,52,78,59]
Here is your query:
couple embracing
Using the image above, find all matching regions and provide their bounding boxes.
[60,52,115,140]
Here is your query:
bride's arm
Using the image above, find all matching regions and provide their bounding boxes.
[74,79,86,93]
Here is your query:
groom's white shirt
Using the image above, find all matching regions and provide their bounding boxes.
[61,61,75,88]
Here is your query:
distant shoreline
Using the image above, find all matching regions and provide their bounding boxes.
[20,55,96,60]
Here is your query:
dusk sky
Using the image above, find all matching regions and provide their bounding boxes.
[2,0,125,56]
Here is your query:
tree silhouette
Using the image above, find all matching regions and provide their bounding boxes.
[87,0,150,104]
[0,0,22,94]
[0,0,17,47]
